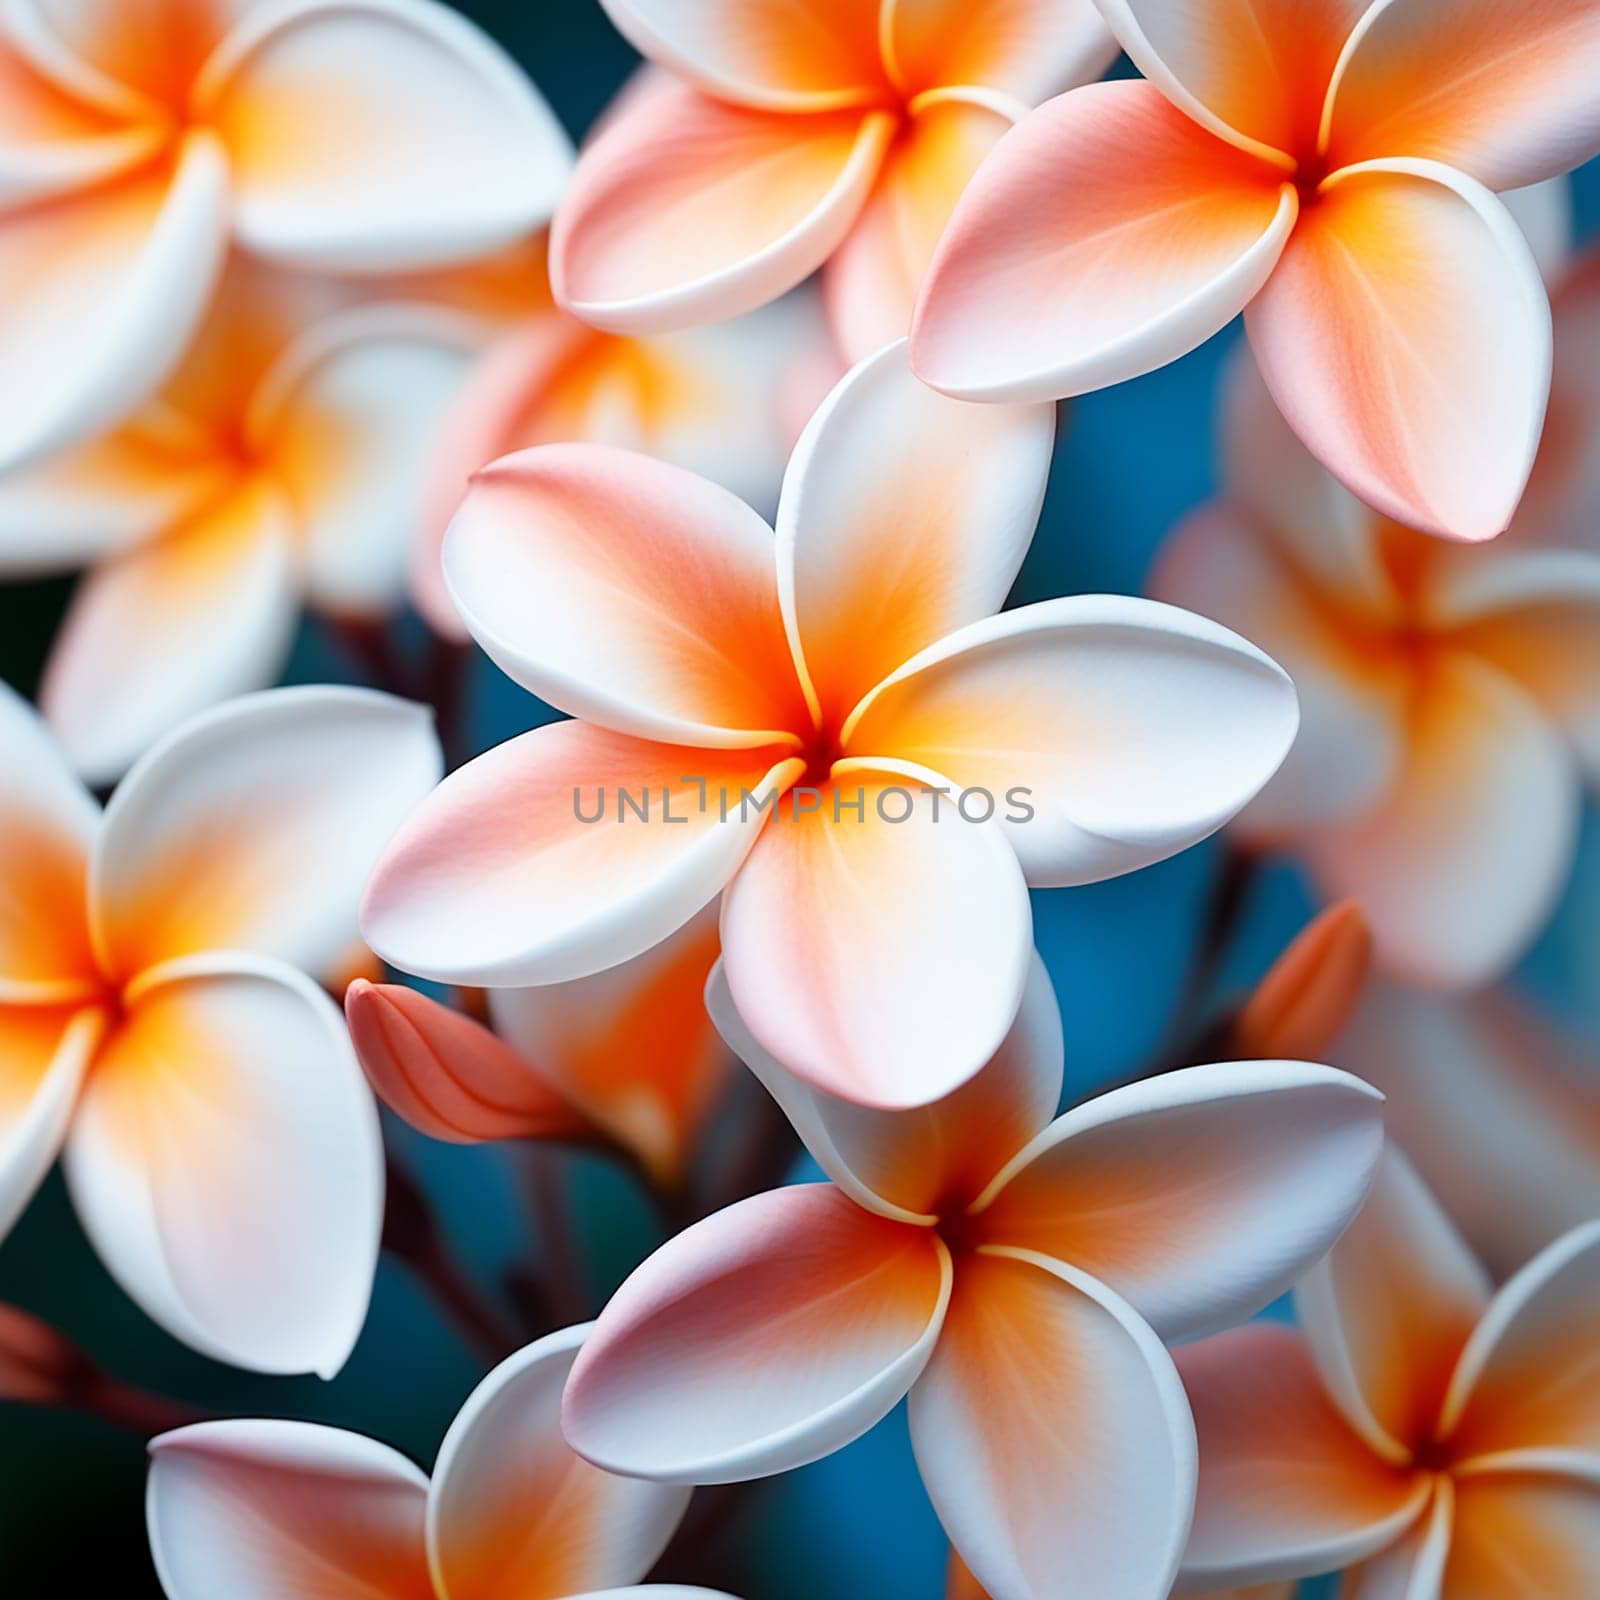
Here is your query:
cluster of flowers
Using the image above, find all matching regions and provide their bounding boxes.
[1,1,1598,1597]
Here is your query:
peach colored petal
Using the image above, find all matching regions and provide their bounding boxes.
[1340,1477,1454,1600]
[1443,1470,1600,1596]
[551,79,893,333]
[1246,161,1550,544]
[1234,901,1373,1062]
[911,82,1296,403]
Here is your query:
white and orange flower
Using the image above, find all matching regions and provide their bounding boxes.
[1153,347,1600,987]
[361,342,1299,1111]
[1177,1151,1600,1595]
[0,682,441,1375]
[146,1323,738,1600]
[559,956,1385,1600]
[912,0,1600,541]
[0,0,571,472]
[550,0,1116,361]
[948,1546,1296,1600]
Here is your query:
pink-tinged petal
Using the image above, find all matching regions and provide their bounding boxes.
[346,981,594,1147]
[719,768,1032,1111]
[776,340,1054,730]
[1296,1149,1491,1464]
[363,721,801,988]
[39,478,299,787]
[428,1324,690,1598]
[1439,1221,1600,1464]
[0,680,99,997]
[249,305,475,618]
[1341,1479,1454,1600]
[595,0,887,112]
[551,79,893,334]
[1247,161,1551,544]
[1093,0,1368,163]
[1324,0,1600,191]
[443,444,810,747]
[910,82,1297,403]
[490,903,732,1188]
[63,956,383,1376]
[844,595,1300,886]
[146,1419,433,1600]
[972,1061,1385,1343]
[1501,178,1574,285]
[89,686,440,983]
[706,949,1063,1222]
[196,0,572,271]
[0,131,229,470]
[1177,1325,1431,1591]
[0,1004,104,1240]
[825,95,1015,364]
[1305,653,1580,989]
[1443,1471,1600,1595]
[884,0,1117,103]
[910,1248,1194,1600]
[564,1184,952,1483]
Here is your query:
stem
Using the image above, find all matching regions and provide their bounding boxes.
[422,635,473,769]
[71,1372,209,1438]
[514,1146,589,1329]
[709,1087,799,1214]
[649,1481,770,1589]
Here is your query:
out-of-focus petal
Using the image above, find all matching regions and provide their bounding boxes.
[363,721,800,988]
[564,1184,951,1483]
[1443,1471,1600,1594]
[973,1061,1385,1342]
[706,949,1062,1222]
[1501,177,1575,284]
[1177,1324,1430,1591]
[443,444,810,747]
[912,82,1296,403]
[90,685,441,984]
[1296,1149,1491,1463]
[719,769,1032,1111]
[490,903,731,1187]
[1324,0,1600,191]
[844,595,1299,886]
[146,1419,433,1600]
[552,79,893,333]
[776,340,1054,730]
[63,956,383,1376]
[1305,653,1580,989]
[1247,161,1551,544]
[197,0,573,270]
[39,478,299,787]
[909,1248,1194,1600]
[428,1325,689,1599]
[1234,902,1373,1062]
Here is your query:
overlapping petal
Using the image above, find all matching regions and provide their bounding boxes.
[1341,1479,1454,1600]
[1444,1471,1600,1594]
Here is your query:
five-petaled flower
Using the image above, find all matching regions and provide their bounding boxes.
[551,0,1117,360]
[361,341,1300,1111]
[1153,348,1600,988]
[559,954,1386,1600]
[1177,1151,1600,1596]
[145,1323,740,1600]
[0,683,440,1376]
[912,0,1600,542]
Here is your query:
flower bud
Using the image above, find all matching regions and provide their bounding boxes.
[1235,901,1372,1061]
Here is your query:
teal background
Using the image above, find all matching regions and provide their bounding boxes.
[1,4,1596,1595]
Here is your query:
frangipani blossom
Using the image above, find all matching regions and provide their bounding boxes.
[146,1323,737,1600]
[560,955,1386,1600]
[0,683,441,1375]
[348,901,734,1188]
[0,0,571,472]
[1177,1150,1600,1595]
[947,1548,1295,1600]
[362,341,1299,1110]
[550,0,1117,360]
[0,258,474,783]
[913,0,1600,541]
[1153,347,1600,987]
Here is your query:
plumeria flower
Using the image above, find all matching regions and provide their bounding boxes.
[550,0,1117,361]
[0,0,572,471]
[0,683,441,1375]
[559,955,1386,1600]
[912,0,1600,541]
[947,1549,1293,1600]
[1152,347,1600,987]
[1176,1150,1600,1595]
[362,341,1299,1111]
[0,257,474,783]
[348,901,733,1190]
[146,1323,737,1600]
